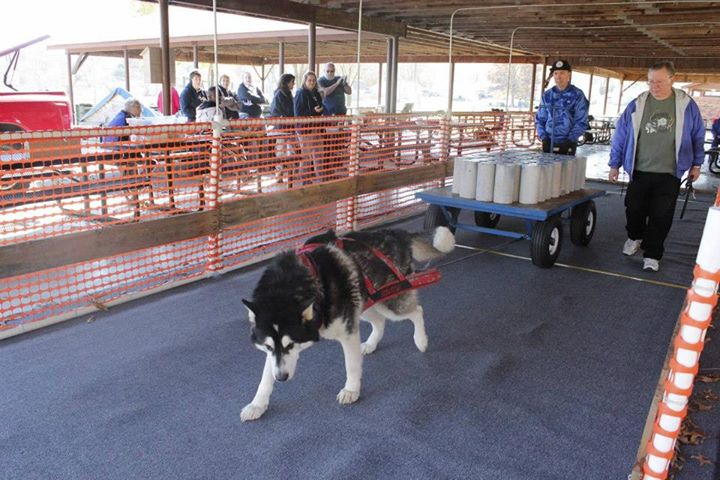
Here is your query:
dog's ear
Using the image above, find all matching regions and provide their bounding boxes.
[242,299,257,325]
[302,302,314,323]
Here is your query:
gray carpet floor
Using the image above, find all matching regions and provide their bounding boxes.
[1,182,717,479]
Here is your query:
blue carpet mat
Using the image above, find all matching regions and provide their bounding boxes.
[1,182,716,479]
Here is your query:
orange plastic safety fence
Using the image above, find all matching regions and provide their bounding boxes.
[1,112,534,334]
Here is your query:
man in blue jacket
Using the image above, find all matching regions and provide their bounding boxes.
[535,59,589,155]
[180,70,207,122]
[609,61,704,272]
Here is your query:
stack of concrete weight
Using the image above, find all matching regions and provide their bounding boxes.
[452,151,587,205]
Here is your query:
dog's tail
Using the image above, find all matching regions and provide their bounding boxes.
[411,226,455,262]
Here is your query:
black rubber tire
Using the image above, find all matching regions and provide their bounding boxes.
[530,215,563,268]
[570,200,597,246]
[709,151,720,175]
[423,205,458,233]
[474,211,501,228]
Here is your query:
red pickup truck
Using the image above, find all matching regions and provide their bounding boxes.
[0,91,73,133]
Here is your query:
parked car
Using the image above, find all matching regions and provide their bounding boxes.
[0,91,72,133]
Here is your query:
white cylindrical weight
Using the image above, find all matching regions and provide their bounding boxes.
[458,159,478,198]
[551,160,562,198]
[475,161,496,202]
[493,163,519,204]
[452,158,463,194]
[519,163,541,205]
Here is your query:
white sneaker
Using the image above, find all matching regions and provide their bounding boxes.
[643,258,660,272]
[623,238,642,256]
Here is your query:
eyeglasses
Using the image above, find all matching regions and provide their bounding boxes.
[647,78,673,86]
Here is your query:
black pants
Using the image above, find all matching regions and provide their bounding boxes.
[542,137,576,155]
[625,170,681,260]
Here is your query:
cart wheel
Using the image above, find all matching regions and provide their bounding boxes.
[424,205,459,233]
[570,201,596,246]
[530,215,563,268]
[474,212,501,228]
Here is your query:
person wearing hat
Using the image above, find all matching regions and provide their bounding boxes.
[535,59,589,155]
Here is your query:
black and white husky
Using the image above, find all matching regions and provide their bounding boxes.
[240,226,455,421]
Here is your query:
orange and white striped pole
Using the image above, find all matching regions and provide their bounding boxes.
[642,190,720,478]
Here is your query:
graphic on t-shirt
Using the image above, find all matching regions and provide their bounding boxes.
[644,110,674,134]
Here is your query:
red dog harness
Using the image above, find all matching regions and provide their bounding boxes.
[296,237,441,311]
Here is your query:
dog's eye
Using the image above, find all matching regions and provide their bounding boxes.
[265,345,274,352]
[285,342,295,350]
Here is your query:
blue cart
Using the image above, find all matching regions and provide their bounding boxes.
[416,186,606,268]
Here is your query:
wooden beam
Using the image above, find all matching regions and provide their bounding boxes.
[0,211,218,280]
[151,0,406,37]
[587,71,594,106]
[278,41,285,74]
[71,53,88,75]
[603,76,610,117]
[560,55,720,72]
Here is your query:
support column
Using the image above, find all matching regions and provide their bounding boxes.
[377,62,383,107]
[617,74,626,114]
[278,41,285,75]
[159,0,171,115]
[541,57,548,90]
[192,43,199,69]
[261,64,265,93]
[529,63,537,112]
[587,71,594,106]
[66,53,75,122]
[602,76,610,117]
[308,22,316,73]
[390,35,399,114]
[124,48,130,92]
[447,61,455,114]
[385,38,393,113]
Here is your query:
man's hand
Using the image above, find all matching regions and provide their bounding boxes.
[688,165,701,182]
[314,105,324,113]
[609,167,619,183]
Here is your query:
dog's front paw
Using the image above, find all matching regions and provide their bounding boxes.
[336,388,360,405]
[240,403,268,422]
[361,342,377,355]
[414,334,428,352]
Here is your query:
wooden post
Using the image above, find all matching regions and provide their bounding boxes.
[541,57,548,90]
[587,71,594,106]
[278,41,285,74]
[447,61,455,114]
[192,43,199,69]
[602,76,610,117]
[391,35,399,114]
[261,64,265,94]
[66,53,75,122]
[378,62,382,108]
[159,0,171,115]
[385,38,393,113]
[529,63,537,111]
[617,74,625,114]
[124,48,130,92]
[308,22,316,73]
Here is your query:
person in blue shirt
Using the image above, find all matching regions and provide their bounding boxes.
[270,74,296,118]
[318,63,352,115]
[293,71,325,183]
[180,70,207,122]
[711,117,720,150]
[535,59,589,155]
[237,72,266,118]
[609,61,704,272]
[103,98,142,144]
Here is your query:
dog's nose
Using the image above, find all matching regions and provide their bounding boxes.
[275,372,289,382]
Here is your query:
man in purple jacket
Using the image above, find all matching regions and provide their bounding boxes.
[609,61,705,272]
